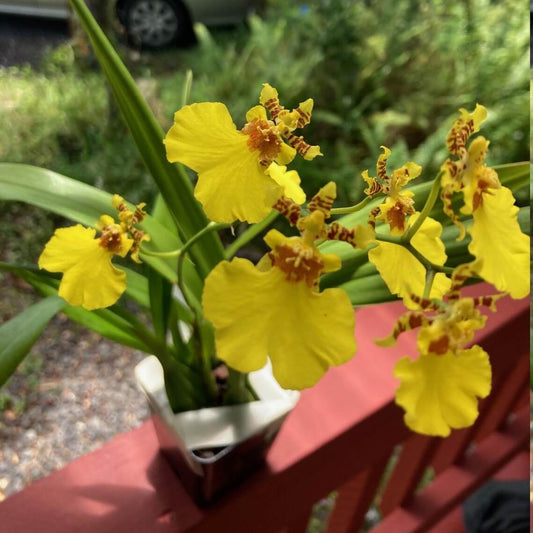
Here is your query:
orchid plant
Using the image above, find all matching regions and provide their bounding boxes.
[0,0,529,439]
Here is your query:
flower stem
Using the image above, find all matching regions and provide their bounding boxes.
[423,268,436,299]
[330,195,374,215]
[196,319,219,402]
[403,242,454,275]
[140,248,181,258]
[225,210,279,260]
[113,308,204,408]
[177,222,231,312]
[224,368,256,405]
[375,233,454,275]
[374,233,402,245]
[402,171,443,242]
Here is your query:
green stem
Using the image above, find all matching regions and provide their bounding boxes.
[224,368,255,405]
[225,210,279,260]
[167,301,190,361]
[197,319,218,402]
[140,248,181,258]
[330,195,374,215]
[423,269,436,300]
[374,233,402,245]
[115,304,207,410]
[403,242,454,275]
[375,234,454,275]
[110,305,164,351]
[177,222,231,312]
[402,171,443,242]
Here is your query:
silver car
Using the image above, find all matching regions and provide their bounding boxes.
[0,0,260,48]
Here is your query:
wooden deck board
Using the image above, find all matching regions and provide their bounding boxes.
[0,289,527,533]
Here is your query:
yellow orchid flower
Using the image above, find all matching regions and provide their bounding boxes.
[362,146,422,235]
[39,215,133,310]
[39,197,148,310]
[111,195,150,263]
[266,162,306,205]
[164,83,320,224]
[202,210,356,390]
[468,186,529,299]
[440,105,529,299]
[272,181,376,250]
[394,344,491,437]
[368,214,451,309]
[379,269,498,437]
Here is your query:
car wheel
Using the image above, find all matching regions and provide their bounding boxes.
[122,0,191,49]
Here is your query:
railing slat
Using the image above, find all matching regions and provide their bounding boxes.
[379,435,439,516]
[431,356,528,475]
[325,455,389,533]
[369,405,529,533]
[0,291,526,533]
[474,355,529,441]
[280,507,313,533]
[431,308,529,474]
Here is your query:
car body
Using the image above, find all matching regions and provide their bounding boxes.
[0,0,260,47]
[0,0,70,19]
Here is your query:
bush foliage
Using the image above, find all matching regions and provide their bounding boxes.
[0,0,528,263]
[162,0,528,201]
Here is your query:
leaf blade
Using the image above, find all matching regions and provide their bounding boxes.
[0,296,65,387]
[68,0,224,278]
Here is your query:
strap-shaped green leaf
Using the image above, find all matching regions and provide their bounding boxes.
[148,269,172,341]
[0,163,201,293]
[0,296,65,387]
[1,265,152,352]
[68,0,224,279]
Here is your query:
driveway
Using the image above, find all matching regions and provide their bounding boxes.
[0,14,70,67]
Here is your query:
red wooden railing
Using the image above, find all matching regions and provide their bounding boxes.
[0,285,529,532]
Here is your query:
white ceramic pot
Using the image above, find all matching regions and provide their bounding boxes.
[135,356,299,505]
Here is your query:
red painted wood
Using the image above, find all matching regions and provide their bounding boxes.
[0,289,527,533]
[427,451,530,533]
[0,420,202,533]
[325,455,389,533]
[431,358,528,476]
[512,386,530,410]
[369,406,529,533]
[474,355,530,440]
[431,307,529,475]
[280,507,313,533]
[379,434,439,516]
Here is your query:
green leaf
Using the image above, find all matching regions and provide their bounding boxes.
[0,265,152,352]
[123,267,149,307]
[68,0,224,279]
[0,163,200,290]
[340,274,397,307]
[492,161,530,190]
[148,269,172,341]
[151,194,176,231]
[0,296,65,387]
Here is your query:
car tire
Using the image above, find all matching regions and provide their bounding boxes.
[122,0,192,49]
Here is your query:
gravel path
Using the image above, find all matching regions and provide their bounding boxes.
[0,278,150,500]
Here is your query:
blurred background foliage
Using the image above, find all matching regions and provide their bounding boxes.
[0,0,529,264]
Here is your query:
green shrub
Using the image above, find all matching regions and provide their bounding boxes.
[0,44,155,263]
[0,0,528,225]
[158,0,529,204]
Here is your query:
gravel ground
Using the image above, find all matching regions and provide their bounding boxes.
[0,277,150,500]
